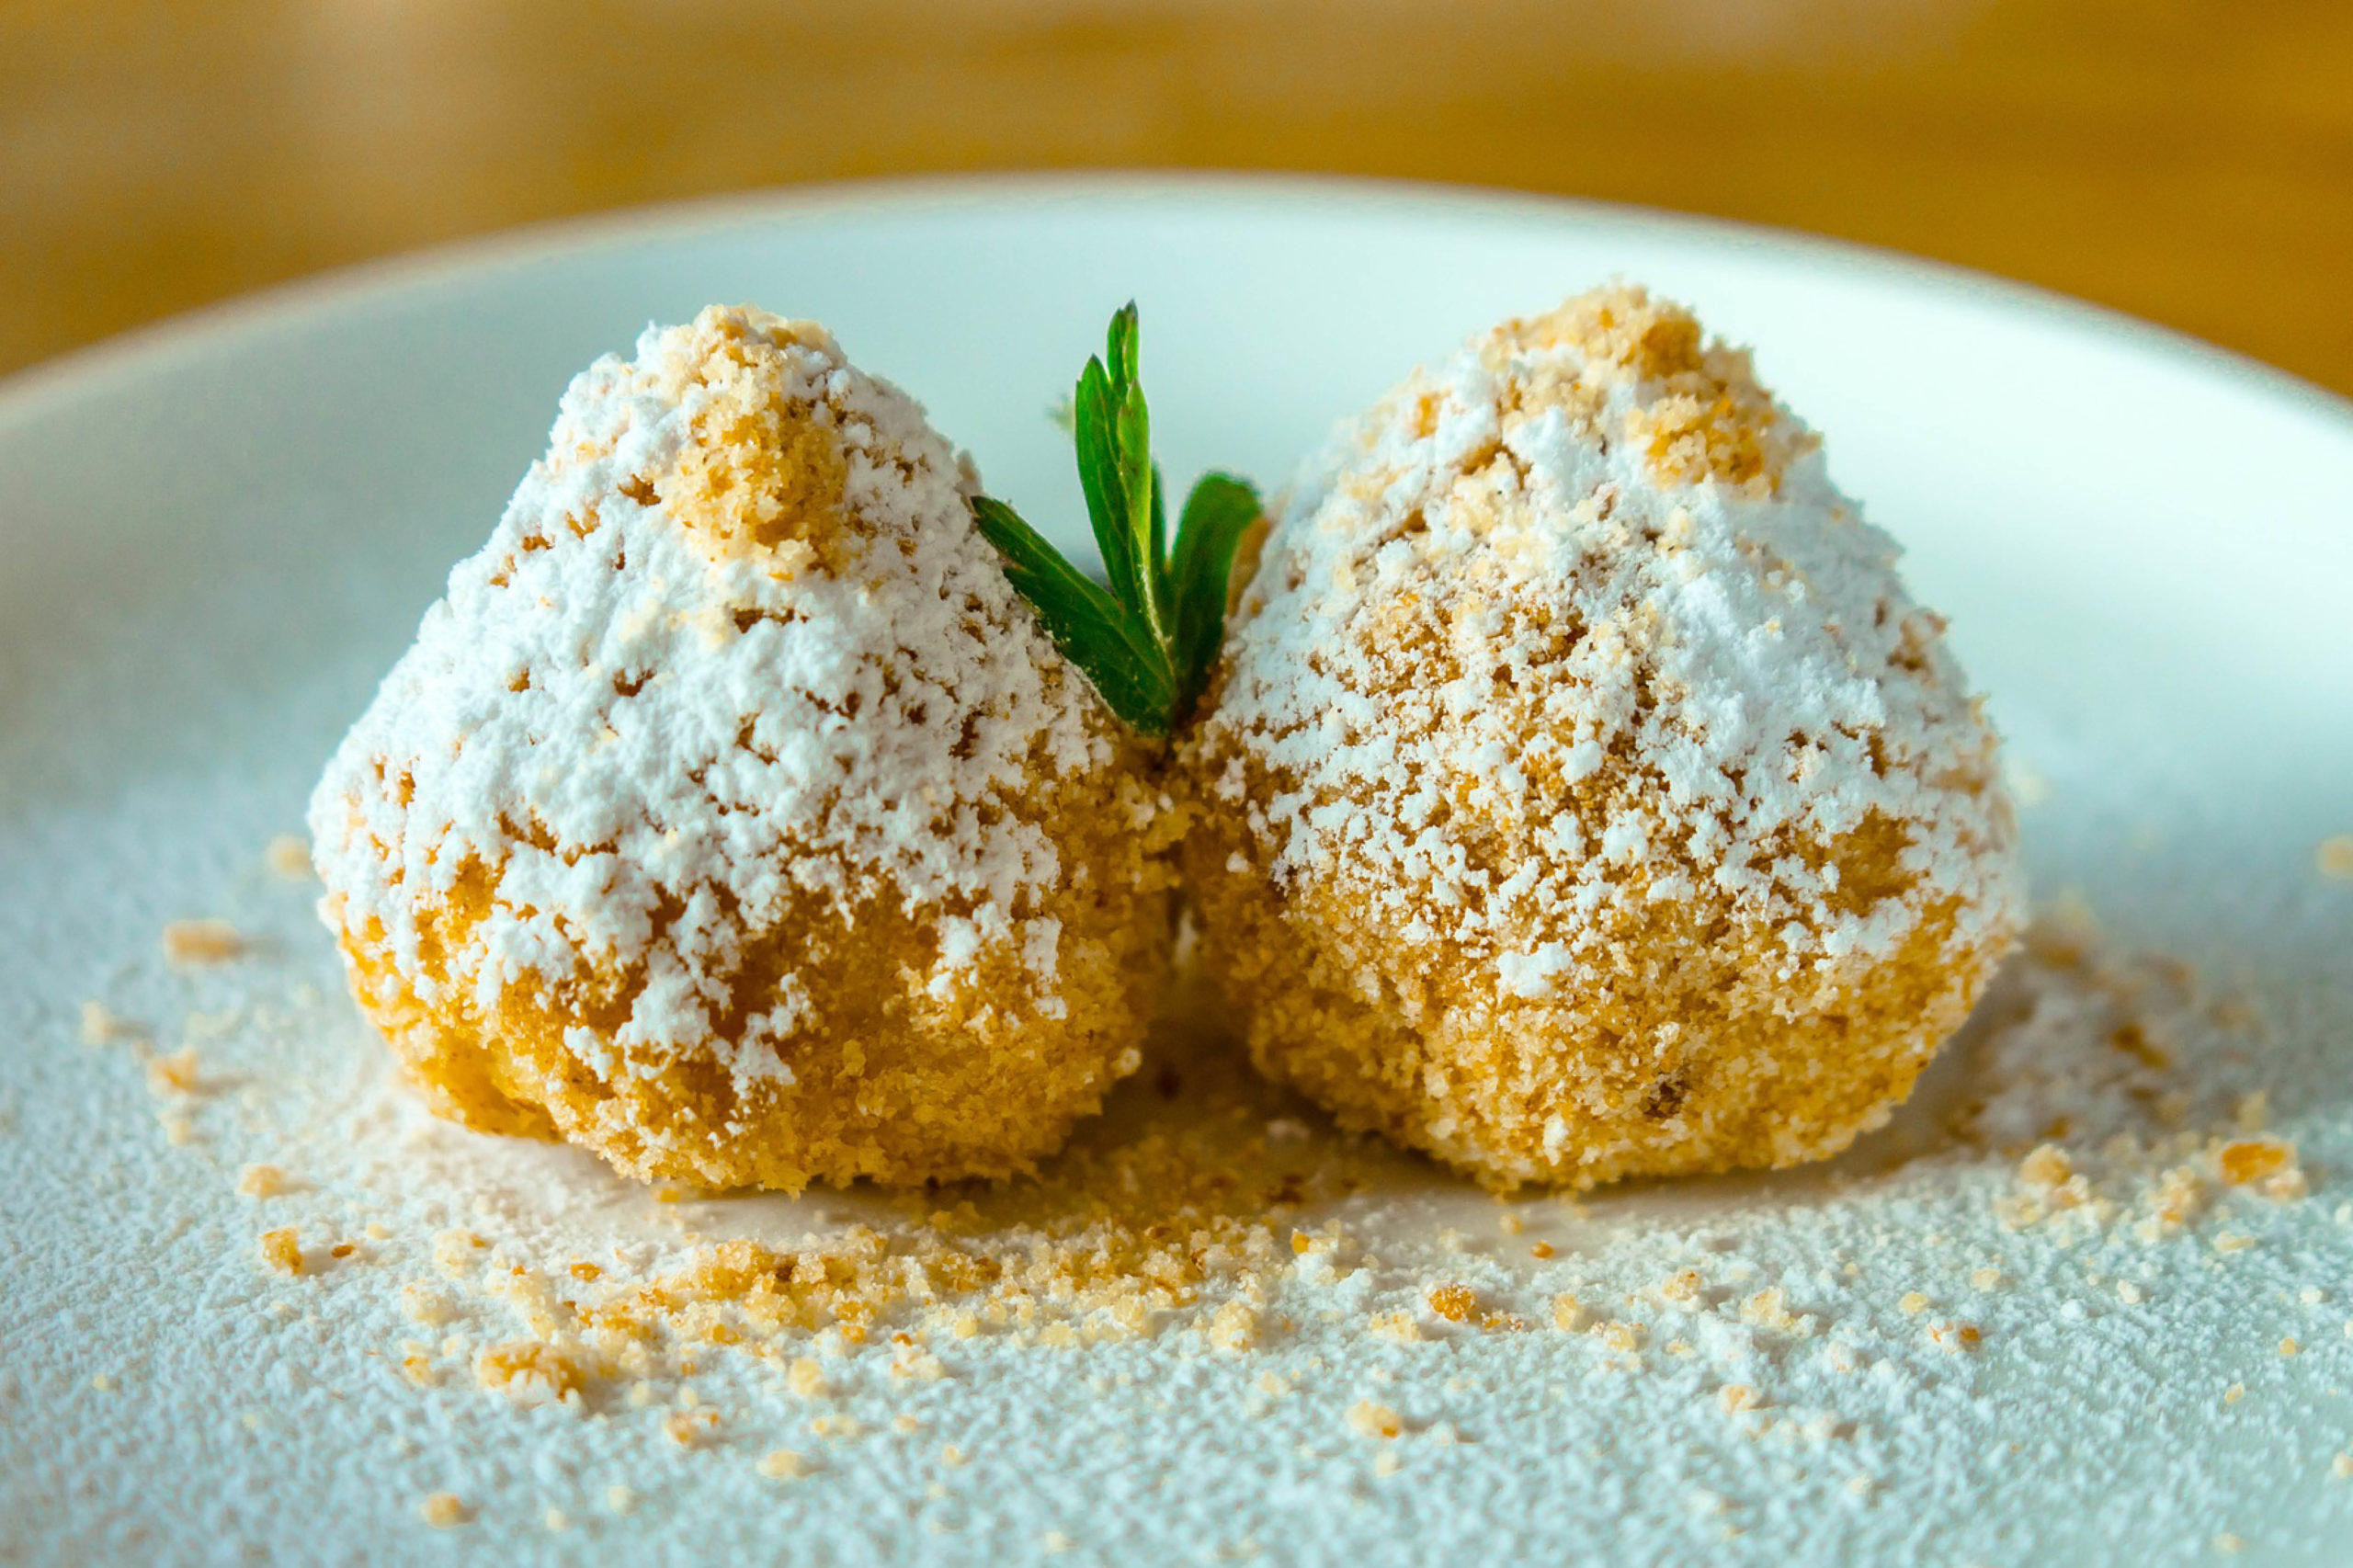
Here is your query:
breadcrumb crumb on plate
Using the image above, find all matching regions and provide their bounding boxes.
[264,835,314,881]
[256,1228,302,1276]
[417,1493,467,1528]
[162,919,243,966]
[236,1163,289,1198]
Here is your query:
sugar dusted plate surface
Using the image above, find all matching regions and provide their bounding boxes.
[3,176,2351,1566]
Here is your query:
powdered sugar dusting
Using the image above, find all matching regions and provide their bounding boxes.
[307,307,1115,1093]
[1204,286,2022,990]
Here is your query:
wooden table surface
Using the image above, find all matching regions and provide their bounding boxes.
[4,0,2350,395]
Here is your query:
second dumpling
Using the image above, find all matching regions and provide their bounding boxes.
[1181,285,2025,1191]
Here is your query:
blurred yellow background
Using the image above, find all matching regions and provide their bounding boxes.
[4,0,2349,392]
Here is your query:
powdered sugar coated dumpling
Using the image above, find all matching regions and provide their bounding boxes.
[310,305,1180,1191]
[1182,285,2026,1191]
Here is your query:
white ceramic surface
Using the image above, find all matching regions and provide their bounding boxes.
[3,176,2349,1566]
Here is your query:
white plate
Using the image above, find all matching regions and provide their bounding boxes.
[4,176,2350,1566]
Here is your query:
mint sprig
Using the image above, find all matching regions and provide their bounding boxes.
[972,304,1260,738]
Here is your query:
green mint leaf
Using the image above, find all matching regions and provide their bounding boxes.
[1147,461,1172,634]
[1072,357,1139,611]
[972,496,1173,734]
[1106,301,1141,388]
[1109,351,1165,644]
[1168,473,1263,724]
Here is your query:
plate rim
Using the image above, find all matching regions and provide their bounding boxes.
[4,170,2349,439]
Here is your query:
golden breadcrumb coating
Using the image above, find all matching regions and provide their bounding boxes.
[313,306,1179,1191]
[1182,285,2024,1191]
[330,784,1179,1189]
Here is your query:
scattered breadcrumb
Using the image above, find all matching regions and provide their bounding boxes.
[79,1002,133,1046]
[432,1230,489,1274]
[1927,1322,1984,1354]
[1898,1292,1929,1316]
[1740,1287,1813,1335]
[2224,1383,2245,1405]
[145,1048,200,1096]
[543,1507,569,1532]
[2316,835,2353,880]
[2019,1144,2076,1191]
[237,1164,290,1199]
[1719,1384,1760,1415]
[258,1228,302,1276]
[2139,1168,2207,1239]
[1657,1270,1703,1306]
[1426,1284,1477,1323]
[1347,1400,1404,1439]
[474,1341,584,1406]
[265,835,314,881]
[1210,1300,1261,1353]
[758,1449,810,1480]
[788,1358,830,1399]
[2218,1138,2294,1187]
[162,919,244,966]
[2279,1338,2300,1358]
[2332,1453,2353,1481]
[664,1409,719,1446]
[417,1493,466,1528]
[401,1285,458,1327]
[891,1345,946,1381]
